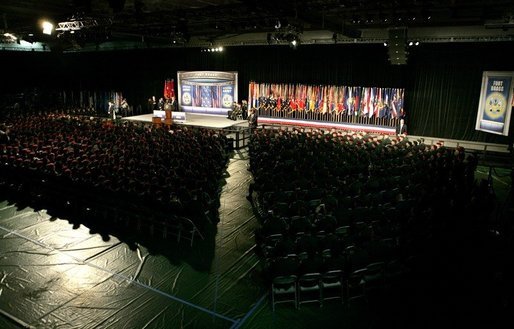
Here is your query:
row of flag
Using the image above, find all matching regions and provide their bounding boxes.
[248,82,405,118]
[110,91,124,109]
[60,90,123,112]
[190,85,223,108]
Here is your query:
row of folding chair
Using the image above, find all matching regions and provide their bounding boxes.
[265,237,401,280]
[260,223,400,261]
[272,269,344,311]
[271,259,411,311]
[260,201,414,238]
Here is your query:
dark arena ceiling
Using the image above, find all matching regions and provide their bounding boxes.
[0,0,513,51]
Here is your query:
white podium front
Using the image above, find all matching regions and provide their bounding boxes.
[153,110,166,118]
[172,112,186,123]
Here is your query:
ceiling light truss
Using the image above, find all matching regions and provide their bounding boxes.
[272,23,303,44]
[56,19,99,32]
[1,32,17,43]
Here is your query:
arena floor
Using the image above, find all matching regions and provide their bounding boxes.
[0,150,265,329]
[1,147,512,329]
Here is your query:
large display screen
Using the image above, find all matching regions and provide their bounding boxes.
[177,71,238,115]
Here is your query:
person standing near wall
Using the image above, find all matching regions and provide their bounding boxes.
[242,100,248,119]
[396,118,408,136]
[248,107,258,131]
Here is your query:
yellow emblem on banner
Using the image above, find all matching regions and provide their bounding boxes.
[485,92,506,120]
[182,92,192,105]
[222,94,233,107]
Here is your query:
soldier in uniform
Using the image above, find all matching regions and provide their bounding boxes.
[248,107,258,131]
[241,100,248,119]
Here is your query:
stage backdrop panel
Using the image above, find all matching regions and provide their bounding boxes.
[177,71,238,115]
[475,71,514,136]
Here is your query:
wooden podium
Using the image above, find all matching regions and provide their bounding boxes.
[152,116,162,127]
[164,109,173,126]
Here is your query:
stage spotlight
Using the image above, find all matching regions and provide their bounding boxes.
[42,21,54,35]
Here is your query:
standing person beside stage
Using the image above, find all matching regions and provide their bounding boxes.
[241,100,248,119]
[152,96,158,111]
[108,100,116,120]
[147,97,153,113]
[171,96,178,111]
[396,118,408,136]
[248,107,258,131]
[120,98,129,117]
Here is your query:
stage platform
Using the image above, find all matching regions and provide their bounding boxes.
[123,113,248,129]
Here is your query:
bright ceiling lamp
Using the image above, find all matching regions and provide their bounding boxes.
[42,21,54,35]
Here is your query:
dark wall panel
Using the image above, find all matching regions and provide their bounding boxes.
[1,42,513,143]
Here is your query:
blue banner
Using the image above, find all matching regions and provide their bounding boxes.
[221,86,234,108]
[476,71,514,136]
[180,84,193,106]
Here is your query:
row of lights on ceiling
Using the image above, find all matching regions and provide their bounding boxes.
[383,41,420,46]
[352,15,431,24]
[201,47,224,52]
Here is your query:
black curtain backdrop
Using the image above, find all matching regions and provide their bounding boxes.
[406,42,513,143]
[0,42,513,143]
